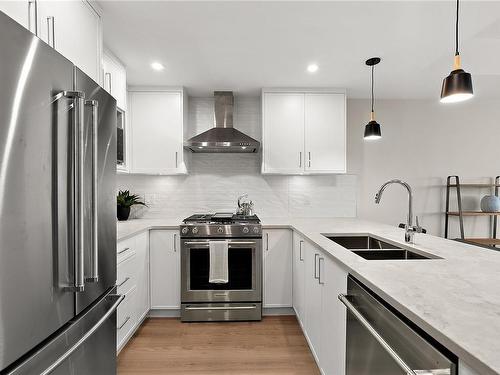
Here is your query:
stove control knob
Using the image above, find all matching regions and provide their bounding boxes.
[192,227,199,234]
[253,227,260,234]
[217,226,224,234]
[181,227,188,235]
[242,226,249,234]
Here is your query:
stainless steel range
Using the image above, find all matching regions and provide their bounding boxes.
[180,213,262,322]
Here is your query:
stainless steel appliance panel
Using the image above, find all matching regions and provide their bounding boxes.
[343,276,457,375]
[181,238,262,303]
[181,302,262,322]
[74,68,117,314]
[4,290,123,375]
[0,12,76,370]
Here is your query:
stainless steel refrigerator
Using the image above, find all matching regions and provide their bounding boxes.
[0,11,120,375]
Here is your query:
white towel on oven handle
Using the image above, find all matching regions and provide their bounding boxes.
[209,240,229,284]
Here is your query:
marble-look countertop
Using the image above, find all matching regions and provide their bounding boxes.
[117,217,500,374]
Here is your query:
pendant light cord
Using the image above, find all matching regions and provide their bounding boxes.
[455,0,459,56]
[371,65,375,113]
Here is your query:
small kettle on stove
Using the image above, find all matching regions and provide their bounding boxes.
[237,194,254,216]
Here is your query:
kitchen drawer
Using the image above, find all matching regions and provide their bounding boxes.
[117,237,135,261]
[117,251,137,295]
[117,286,137,351]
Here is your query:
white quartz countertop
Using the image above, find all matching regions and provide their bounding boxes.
[117,217,500,374]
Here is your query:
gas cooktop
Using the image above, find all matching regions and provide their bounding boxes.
[183,212,260,224]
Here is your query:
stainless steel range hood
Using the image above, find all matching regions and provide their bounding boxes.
[184,91,260,153]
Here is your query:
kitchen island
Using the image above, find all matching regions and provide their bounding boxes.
[117,217,500,375]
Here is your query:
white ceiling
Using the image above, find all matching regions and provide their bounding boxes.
[98,1,500,99]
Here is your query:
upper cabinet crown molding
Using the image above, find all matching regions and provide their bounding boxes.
[261,88,346,175]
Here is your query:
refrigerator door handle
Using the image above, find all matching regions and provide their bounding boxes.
[85,99,99,283]
[38,294,124,375]
[53,90,86,292]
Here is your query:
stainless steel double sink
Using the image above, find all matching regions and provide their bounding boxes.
[323,234,439,260]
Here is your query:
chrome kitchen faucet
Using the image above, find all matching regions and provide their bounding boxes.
[375,179,423,243]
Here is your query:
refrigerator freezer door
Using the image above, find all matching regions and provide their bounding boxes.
[74,68,117,314]
[0,12,76,370]
[4,289,123,375]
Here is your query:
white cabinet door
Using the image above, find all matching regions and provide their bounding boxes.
[292,232,306,323]
[304,241,322,363]
[304,93,346,173]
[150,229,180,309]
[103,51,127,110]
[37,0,101,83]
[135,231,150,322]
[319,255,347,375]
[262,92,304,174]
[129,90,185,175]
[263,229,292,308]
[0,0,30,30]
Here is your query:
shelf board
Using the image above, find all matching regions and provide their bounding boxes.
[464,238,500,246]
[448,184,500,188]
[447,211,500,216]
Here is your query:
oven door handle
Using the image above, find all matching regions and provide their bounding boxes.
[183,241,258,246]
[184,305,258,311]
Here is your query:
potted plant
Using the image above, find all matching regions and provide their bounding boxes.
[117,190,146,221]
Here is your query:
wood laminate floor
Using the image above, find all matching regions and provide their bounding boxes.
[117,316,320,374]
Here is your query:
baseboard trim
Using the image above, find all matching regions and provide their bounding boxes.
[148,309,181,318]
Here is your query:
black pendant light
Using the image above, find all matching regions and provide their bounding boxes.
[364,57,382,140]
[440,0,473,103]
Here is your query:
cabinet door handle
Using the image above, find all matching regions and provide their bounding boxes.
[118,247,130,255]
[299,151,302,168]
[266,233,269,251]
[318,257,324,285]
[117,316,130,330]
[46,16,55,48]
[314,253,319,279]
[28,0,38,35]
[117,277,130,287]
[175,151,178,168]
[308,152,311,168]
[299,240,304,261]
[105,72,112,93]
[173,233,177,252]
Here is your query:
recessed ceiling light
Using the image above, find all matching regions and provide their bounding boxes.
[307,64,319,73]
[151,62,165,71]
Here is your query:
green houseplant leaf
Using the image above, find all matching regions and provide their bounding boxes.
[117,190,147,208]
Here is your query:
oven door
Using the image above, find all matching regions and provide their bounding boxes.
[181,238,262,303]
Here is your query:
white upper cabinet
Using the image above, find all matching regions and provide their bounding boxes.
[262,89,346,175]
[103,51,127,111]
[304,93,346,173]
[262,93,305,174]
[263,229,293,308]
[128,88,187,175]
[0,0,32,30]
[37,0,101,83]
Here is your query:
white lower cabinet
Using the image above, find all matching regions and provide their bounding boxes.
[294,233,347,375]
[292,232,306,323]
[0,0,31,30]
[263,229,292,308]
[150,229,181,309]
[116,231,150,352]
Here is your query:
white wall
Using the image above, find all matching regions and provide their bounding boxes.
[118,96,357,219]
[348,98,500,238]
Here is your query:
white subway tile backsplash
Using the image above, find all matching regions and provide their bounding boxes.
[118,96,357,219]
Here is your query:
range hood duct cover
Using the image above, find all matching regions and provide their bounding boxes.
[184,91,260,153]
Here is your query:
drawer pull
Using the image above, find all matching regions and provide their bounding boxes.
[117,277,130,287]
[117,316,130,330]
[118,247,130,255]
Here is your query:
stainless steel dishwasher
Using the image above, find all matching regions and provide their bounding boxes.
[339,276,457,375]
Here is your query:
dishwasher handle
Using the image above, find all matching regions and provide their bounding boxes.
[339,294,451,375]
